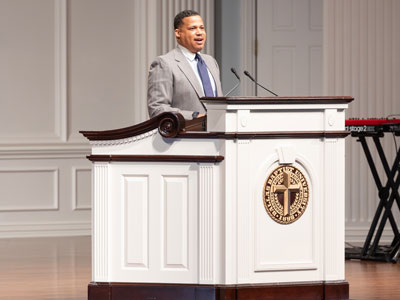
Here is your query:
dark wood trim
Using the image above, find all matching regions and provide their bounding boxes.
[235,282,323,300]
[177,131,350,139]
[185,115,207,131]
[200,96,354,105]
[88,281,349,300]
[87,155,224,163]
[80,112,186,141]
[80,98,353,142]
[324,281,349,300]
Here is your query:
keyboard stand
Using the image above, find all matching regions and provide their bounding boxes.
[345,132,400,263]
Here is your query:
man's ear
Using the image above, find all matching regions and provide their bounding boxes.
[174,28,180,40]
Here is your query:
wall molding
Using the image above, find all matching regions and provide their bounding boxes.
[0,0,218,239]
[0,0,67,145]
[272,0,295,31]
[68,133,86,144]
[0,167,59,212]
[345,227,396,243]
[324,0,400,243]
[0,144,90,160]
[55,0,67,142]
[72,167,92,211]
[133,0,159,124]
[240,0,257,96]
[0,222,91,238]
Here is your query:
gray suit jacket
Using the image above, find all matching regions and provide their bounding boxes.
[147,47,223,120]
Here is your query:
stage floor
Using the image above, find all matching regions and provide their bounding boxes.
[0,236,399,300]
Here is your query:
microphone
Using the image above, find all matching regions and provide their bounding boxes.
[243,70,278,96]
[225,68,241,96]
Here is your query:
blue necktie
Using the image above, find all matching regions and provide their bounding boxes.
[196,53,214,97]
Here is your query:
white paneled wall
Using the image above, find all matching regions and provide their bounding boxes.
[324,0,400,242]
[240,0,257,97]
[0,0,214,237]
[0,0,62,143]
[4,0,397,243]
[256,0,323,96]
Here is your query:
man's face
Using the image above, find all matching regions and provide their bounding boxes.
[175,15,206,53]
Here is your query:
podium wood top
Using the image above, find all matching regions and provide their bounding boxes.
[80,112,187,141]
[81,97,353,141]
[201,96,354,104]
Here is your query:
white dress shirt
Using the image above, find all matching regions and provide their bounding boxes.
[178,45,217,96]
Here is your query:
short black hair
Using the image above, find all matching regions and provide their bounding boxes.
[174,10,200,29]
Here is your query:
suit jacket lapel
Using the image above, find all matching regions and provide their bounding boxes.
[174,48,204,97]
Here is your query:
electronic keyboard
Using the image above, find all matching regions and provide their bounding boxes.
[345,118,400,134]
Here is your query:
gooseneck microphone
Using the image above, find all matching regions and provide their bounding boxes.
[243,70,278,96]
[225,68,241,96]
[231,67,240,81]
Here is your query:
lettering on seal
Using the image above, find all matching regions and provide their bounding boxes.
[263,165,310,225]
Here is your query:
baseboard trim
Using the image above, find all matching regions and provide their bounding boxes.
[0,222,91,238]
[0,225,391,241]
[88,281,349,300]
[0,225,390,241]
[345,227,395,243]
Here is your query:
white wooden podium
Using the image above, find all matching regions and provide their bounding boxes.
[81,96,353,300]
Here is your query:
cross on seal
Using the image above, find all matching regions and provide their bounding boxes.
[273,170,300,216]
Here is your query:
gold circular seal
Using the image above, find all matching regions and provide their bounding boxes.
[263,165,309,225]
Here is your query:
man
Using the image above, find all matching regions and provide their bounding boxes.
[147,10,223,120]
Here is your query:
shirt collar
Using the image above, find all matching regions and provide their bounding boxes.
[178,44,198,62]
